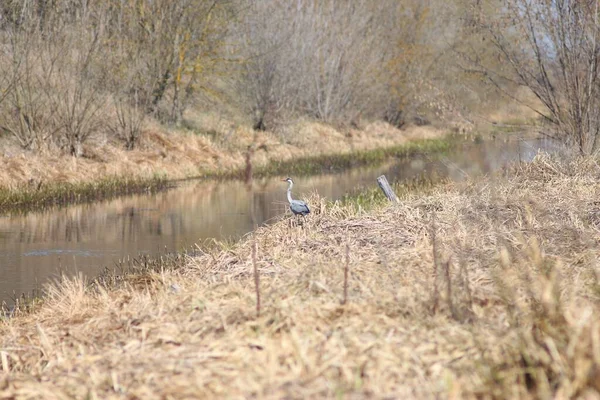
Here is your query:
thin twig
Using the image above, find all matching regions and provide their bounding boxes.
[459,251,474,315]
[252,239,260,318]
[444,260,458,320]
[431,211,439,314]
[247,143,259,318]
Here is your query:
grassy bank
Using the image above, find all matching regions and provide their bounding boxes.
[0,175,169,214]
[1,154,599,398]
[0,125,452,214]
[0,120,445,187]
[204,137,454,180]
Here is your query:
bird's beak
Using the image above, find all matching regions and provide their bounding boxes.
[281,179,287,182]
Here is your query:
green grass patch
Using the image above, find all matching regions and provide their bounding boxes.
[338,173,449,210]
[201,137,456,180]
[490,124,526,134]
[0,174,170,215]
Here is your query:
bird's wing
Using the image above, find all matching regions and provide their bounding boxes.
[292,200,310,213]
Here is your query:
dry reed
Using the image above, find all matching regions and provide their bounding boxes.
[342,242,350,305]
[0,120,444,190]
[252,239,260,318]
[0,154,599,398]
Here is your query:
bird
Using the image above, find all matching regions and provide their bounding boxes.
[282,177,310,217]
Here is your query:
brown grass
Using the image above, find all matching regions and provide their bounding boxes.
[0,117,444,189]
[1,154,599,399]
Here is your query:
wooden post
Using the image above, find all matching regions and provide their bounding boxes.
[342,242,350,305]
[377,175,399,203]
[252,239,260,318]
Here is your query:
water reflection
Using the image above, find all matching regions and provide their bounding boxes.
[0,137,557,302]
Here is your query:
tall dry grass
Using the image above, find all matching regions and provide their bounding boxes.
[0,120,443,190]
[1,154,599,398]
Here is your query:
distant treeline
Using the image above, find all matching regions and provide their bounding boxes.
[0,0,595,155]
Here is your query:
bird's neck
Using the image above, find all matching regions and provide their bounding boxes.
[287,183,293,203]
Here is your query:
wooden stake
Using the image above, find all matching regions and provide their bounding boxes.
[431,212,439,314]
[252,239,260,318]
[342,242,350,305]
[377,175,399,203]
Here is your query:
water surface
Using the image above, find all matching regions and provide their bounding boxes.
[0,137,556,302]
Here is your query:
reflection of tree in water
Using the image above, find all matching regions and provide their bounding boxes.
[64,215,83,242]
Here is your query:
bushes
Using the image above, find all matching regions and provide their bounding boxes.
[1,0,561,156]
[233,0,467,132]
[0,0,230,154]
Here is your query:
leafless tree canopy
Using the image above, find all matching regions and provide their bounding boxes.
[468,0,600,154]
[3,0,590,155]
[234,0,468,131]
[0,0,230,154]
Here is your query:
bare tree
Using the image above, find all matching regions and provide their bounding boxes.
[0,0,497,154]
[105,0,229,126]
[107,83,147,151]
[0,3,55,151]
[233,0,288,130]
[470,0,600,154]
[0,0,233,153]
[46,31,107,156]
[0,1,107,155]
[233,0,466,131]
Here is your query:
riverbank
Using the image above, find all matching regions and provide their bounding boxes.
[0,175,170,215]
[203,136,453,180]
[1,154,598,398]
[0,120,446,187]
[0,120,453,213]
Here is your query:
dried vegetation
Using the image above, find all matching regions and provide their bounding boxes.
[0,121,447,213]
[1,154,599,398]
[0,121,443,188]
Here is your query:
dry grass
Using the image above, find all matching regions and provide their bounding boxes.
[0,118,444,190]
[1,154,600,399]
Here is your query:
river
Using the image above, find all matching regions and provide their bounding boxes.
[0,137,557,303]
